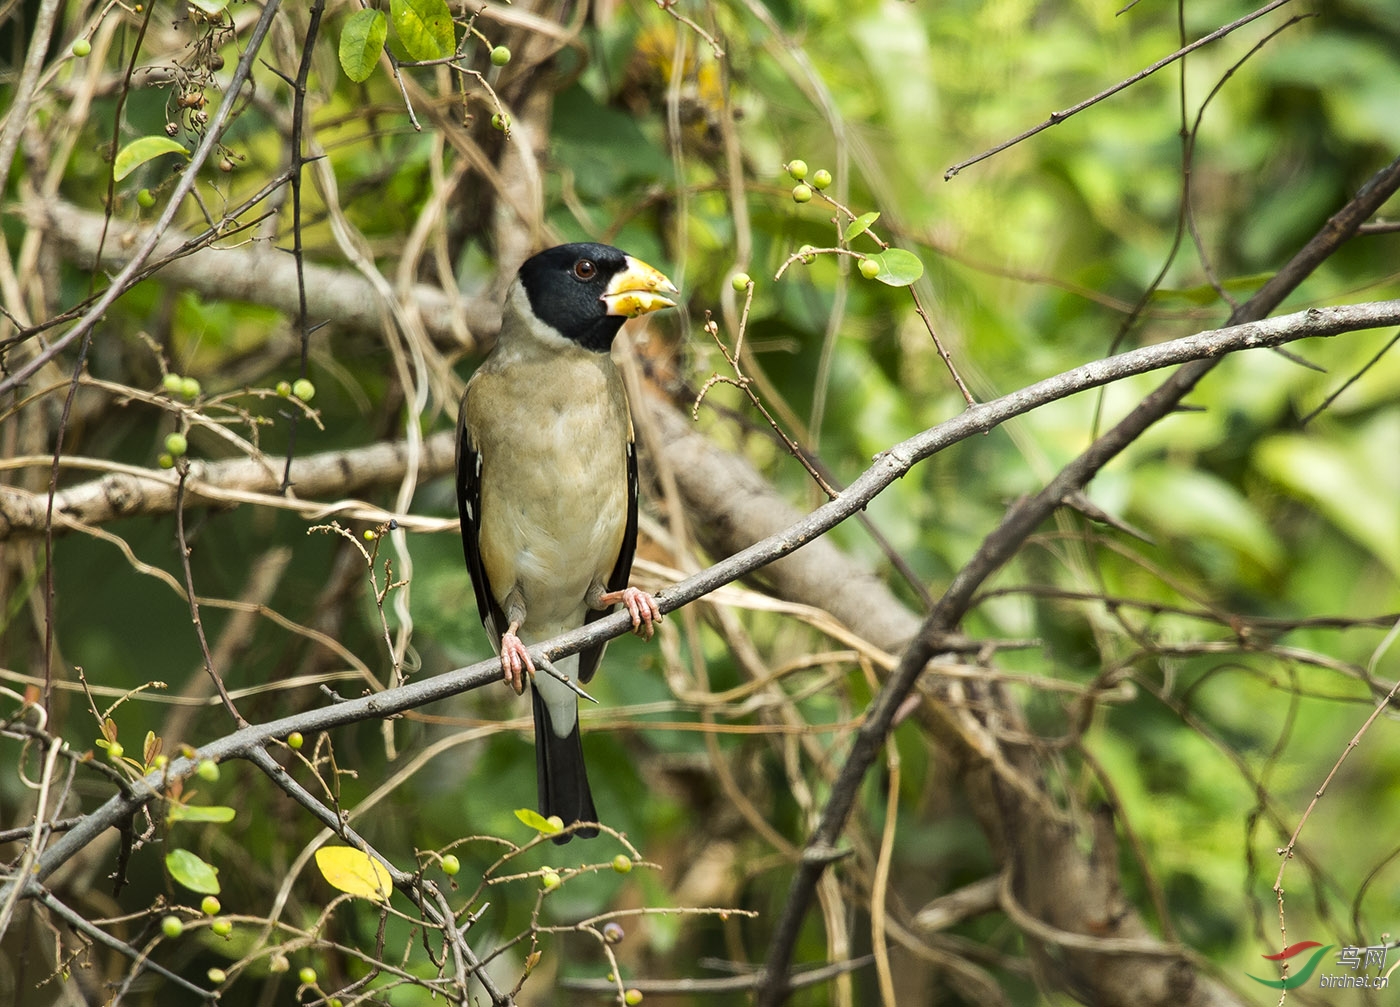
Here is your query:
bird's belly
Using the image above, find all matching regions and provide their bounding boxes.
[476,386,630,635]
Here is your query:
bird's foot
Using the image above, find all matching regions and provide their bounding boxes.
[499,630,534,695]
[596,586,661,641]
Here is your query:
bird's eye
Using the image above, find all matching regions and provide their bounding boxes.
[572,259,597,281]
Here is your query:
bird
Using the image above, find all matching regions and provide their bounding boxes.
[456,242,679,843]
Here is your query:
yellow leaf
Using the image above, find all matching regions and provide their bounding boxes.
[314,847,392,902]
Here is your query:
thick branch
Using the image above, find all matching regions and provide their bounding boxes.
[20,199,498,348]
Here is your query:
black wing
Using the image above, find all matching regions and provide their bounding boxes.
[456,390,508,646]
[577,437,639,685]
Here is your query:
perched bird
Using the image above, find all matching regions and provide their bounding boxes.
[456,243,679,843]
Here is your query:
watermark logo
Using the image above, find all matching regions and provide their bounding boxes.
[1248,941,1333,990]
[1248,939,1393,991]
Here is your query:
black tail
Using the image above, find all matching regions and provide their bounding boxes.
[531,686,599,844]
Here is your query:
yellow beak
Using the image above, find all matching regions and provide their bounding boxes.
[601,256,680,318]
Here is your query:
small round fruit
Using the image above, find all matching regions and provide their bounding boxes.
[158,453,175,469]
[211,919,233,937]
[786,159,808,181]
[363,529,376,542]
[491,113,510,132]
[730,272,751,292]
[797,244,817,264]
[207,968,227,984]
[624,989,644,1005]
[859,257,882,280]
[545,815,564,832]
[441,854,461,876]
[162,373,184,395]
[71,38,91,58]
[197,759,219,782]
[269,954,290,973]
[291,378,316,401]
[153,754,168,769]
[287,731,304,750]
[541,871,561,891]
[219,157,234,173]
[137,188,156,209]
[811,168,832,190]
[164,432,188,457]
[179,376,201,400]
[106,741,124,761]
[201,896,221,916]
[490,45,511,66]
[161,915,184,938]
[298,966,317,985]
[603,921,625,944]
[275,380,292,397]
[791,183,813,204]
[612,854,632,874]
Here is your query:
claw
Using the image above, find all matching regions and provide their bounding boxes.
[499,629,534,695]
[597,586,661,641]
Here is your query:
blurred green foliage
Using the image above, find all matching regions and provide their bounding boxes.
[3,0,1399,1004]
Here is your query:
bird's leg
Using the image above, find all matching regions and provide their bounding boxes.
[499,623,534,695]
[499,591,533,694]
[589,584,662,641]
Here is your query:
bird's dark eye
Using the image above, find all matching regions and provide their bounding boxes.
[572,259,597,281]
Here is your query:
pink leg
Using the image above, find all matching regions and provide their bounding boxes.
[595,586,662,641]
[499,623,534,695]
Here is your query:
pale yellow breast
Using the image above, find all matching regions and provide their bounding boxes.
[467,348,632,638]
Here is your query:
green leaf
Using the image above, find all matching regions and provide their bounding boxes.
[314,847,393,902]
[339,9,388,83]
[165,848,221,894]
[166,804,237,825]
[113,136,189,182]
[390,0,456,62]
[514,808,562,835]
[865,248,924,287]
[843,211,880,243]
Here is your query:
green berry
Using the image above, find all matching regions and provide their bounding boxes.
[612,854,632,874]
[275,380,292,397]
[363,529,376,541]
[137,188,156,209]
[163,432,187,457]
[328,1000,343,1007]
[201,896,221,916]
[157,453,175,469]
[71,38,91,58]
[541,871,561,890]
[624,989,643,1005]
[730,272,751,292]
[160,915,184,938]
[106,741,124,761]
[811,168,832,190]
[545,815,564,832]
[207,968,227,984]
[786,159,808,181]
[153,754,168,769]
[179,376,201,400]
[287,732,304,750]
[210,919,233,937]
[490,45,511,66]
[291,378,315,401]
[196,759,219,783]
[298,966,317,985]
[491,112,510,132]
[797,244,817,264]
[859,257,881,280]
[791,183,813,204]
[441,854,461,876]
[162,373,184,395]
